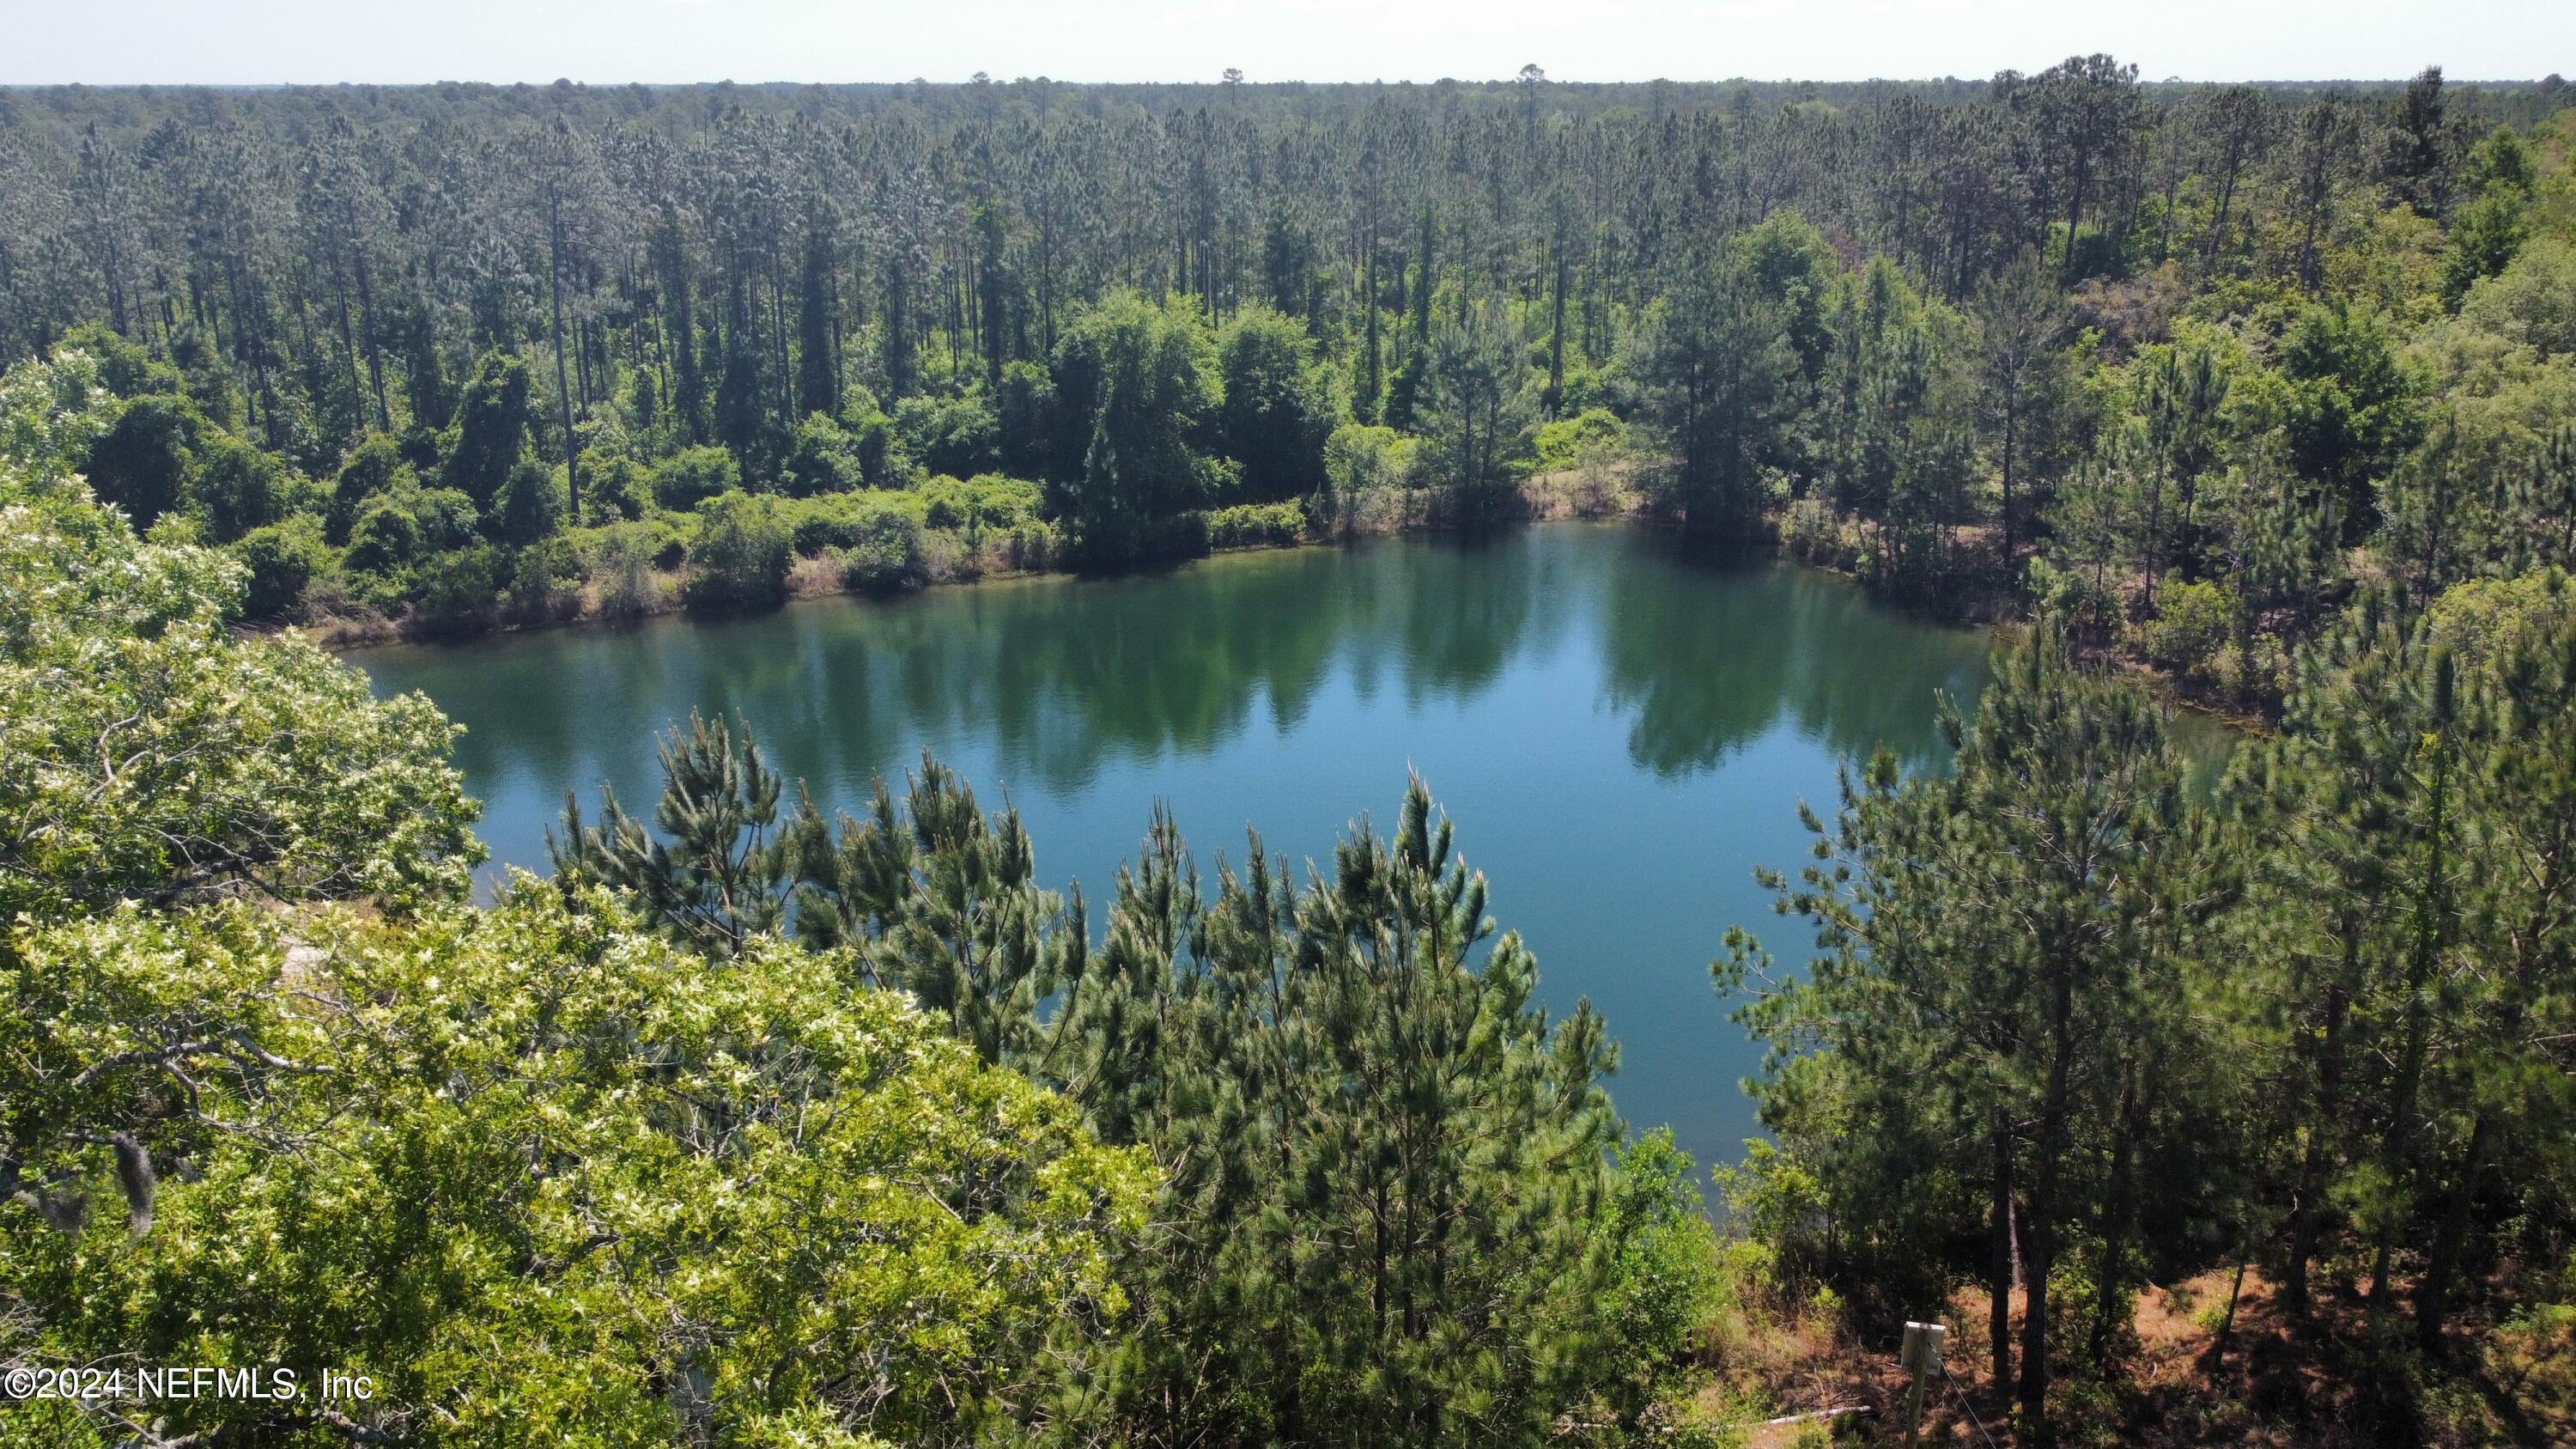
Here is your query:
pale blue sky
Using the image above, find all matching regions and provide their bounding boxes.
[5,0,2568,86]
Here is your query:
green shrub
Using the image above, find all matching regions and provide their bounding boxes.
[2026,555,2123,644]
[777,490,931,554]
[2141,578,2239,679]
[1206,500,1306,548]
[920,472,1043,531]
[845,407,908,487]
[683,490,793,614]
[1003,520,1055,571]
[2427,568,2573,672]
[650,445,740,511]
[1534,406,1630,472]
[780,412,863,496]
[1323,422,1419,494]
[228,515,331,622]
[191,431,295,543]
[893,391,999,479]
[345,485,480,576]
[495,459,565,545]
[326,432,408,543]
[505,537,583,619]
[583,454,652,521]
[582,521,669,618]
[400,544,506,633]
[85,392,206,528]
[840,512,930,596]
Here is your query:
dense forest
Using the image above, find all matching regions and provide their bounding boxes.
[4,60,2576,1447]
[0,64,2569,698]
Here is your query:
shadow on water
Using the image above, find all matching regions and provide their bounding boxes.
[1602,533,1994,777]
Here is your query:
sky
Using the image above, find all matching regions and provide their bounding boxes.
[3,0,2569,87]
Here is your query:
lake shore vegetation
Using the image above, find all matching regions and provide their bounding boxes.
[0,69,2566,714]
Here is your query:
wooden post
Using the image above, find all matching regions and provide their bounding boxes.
[1899,1319,1946,1448]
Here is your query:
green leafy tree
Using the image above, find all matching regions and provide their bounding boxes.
[0,355,481,922]
[79,392,204,528]
[1640,247,1794,539]
[1419,301,1534,523]
[439,350,535,512]
[1728,628,2215,1428]
[1215,304,1337,502]
[3,890,1152,1449]
[1046,292,1220,562]
[493,457,565,545]
[682,489,793,614]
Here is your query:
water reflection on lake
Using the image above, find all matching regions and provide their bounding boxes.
[351,523,2021,1172]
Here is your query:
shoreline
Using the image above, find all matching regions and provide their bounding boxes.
[309,470,1642,652]
[305,477,2267,741]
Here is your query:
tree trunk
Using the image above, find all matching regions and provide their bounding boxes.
[2284,937,2354,1318]
[548,193,581,527]
[2415,1112,2490,1355]
[1990,1109,2017,1386]
[2020,955,2078,1435]
[2089,1075,2141,1368]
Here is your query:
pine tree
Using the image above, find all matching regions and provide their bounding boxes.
[550,713,792,954]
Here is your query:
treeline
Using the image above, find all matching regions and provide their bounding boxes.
[3,65,2573,691]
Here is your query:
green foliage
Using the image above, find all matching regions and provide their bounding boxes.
[650,443,741,511]
[2458,236,2576,359]
[840,510,931,595]
[2442,127,2537,307]
[1047,292,1221,562]
[1419,301,1535,521]
[345,482,479,577]
[3,889,1152,1449]
[2140,577,2239,678]
[494,457,566,545]
[683,490,794,614]
[1205,499,1306,547]
[227,514,329,622]
[1639,247,1795,539]
[1214,304,1336,501]
[781,411,865,496]
[189,429,294,543]
[583,451,653,521]
[80,391,203,527]
[893,390,999,481]
[0,356,482,921]
[573,738,1680,1448]
[1728,627,2209,1418]
[1323,420,1419,493]
[774,487,927,553]
[919,472,1042,531]
[1596,1131,1728,1418]
[326,430,408,543]
[2424,566,2573,670]
[1534,406,1631,472]
[398,542,507,632]
[439,350,534,510]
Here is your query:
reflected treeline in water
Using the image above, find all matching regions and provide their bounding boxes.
[350,523,2042,1166]
[1599,537,1995,776]
[356,525,2002,855]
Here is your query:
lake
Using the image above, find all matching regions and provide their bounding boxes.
[349,522,2001,1175]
